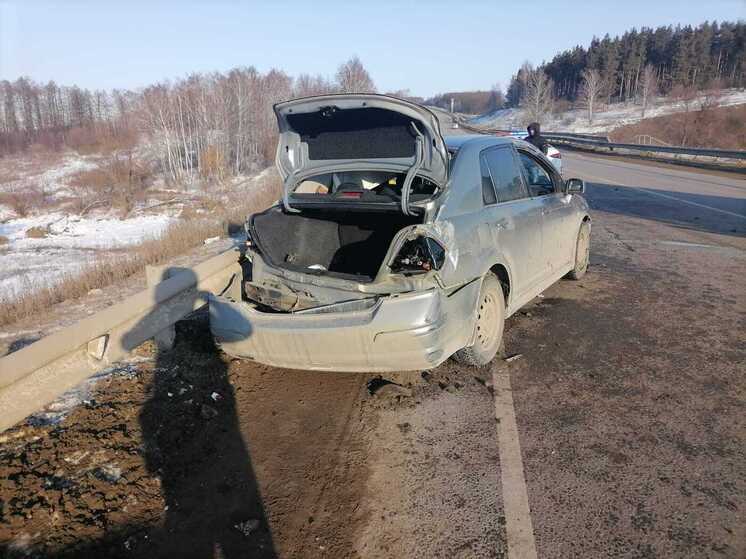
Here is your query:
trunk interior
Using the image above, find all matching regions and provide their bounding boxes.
[251,207,422,281]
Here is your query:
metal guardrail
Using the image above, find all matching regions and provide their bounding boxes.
[543,132,610,142]
[455,115,746,166]
[453,117,609,142]
[546,135,746,160]
[0,249,241,432]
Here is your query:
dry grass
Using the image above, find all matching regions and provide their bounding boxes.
[25,226,48,239]
[66,126,139,156]
[0,145,64,182]
[0,187,47,218]
[0,168,20,184]
[68,153,153,217]
[69,153,150,191]
[611,103,746,150]
[0,173,281,328]
[0,148,64,217]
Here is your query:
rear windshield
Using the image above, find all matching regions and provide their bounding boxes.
[293,171,437,203]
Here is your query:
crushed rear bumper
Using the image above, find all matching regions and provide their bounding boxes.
[209,284,478,372]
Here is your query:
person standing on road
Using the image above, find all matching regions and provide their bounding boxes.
[524,122,549,154]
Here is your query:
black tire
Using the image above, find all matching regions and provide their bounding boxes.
[452,273,505,368]
[568,221,590,280]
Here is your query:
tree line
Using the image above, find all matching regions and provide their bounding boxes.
[507,21,746,108]
[425,88,504,114]
[0,56,377,183]
[0,79,136,154]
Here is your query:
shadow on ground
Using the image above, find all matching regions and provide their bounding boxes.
[0,268,275,559]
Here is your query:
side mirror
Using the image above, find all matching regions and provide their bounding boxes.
[565,178,585,194]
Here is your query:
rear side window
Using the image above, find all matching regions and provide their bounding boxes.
[479,155,498,205]
[483,147,528,202]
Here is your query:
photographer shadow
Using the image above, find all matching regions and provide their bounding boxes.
[126,266,275,558]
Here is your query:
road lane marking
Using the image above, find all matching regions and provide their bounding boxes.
[493,368,538,559]
[577,171,746,221]
[632,187,746,220]
[660,240,720,249]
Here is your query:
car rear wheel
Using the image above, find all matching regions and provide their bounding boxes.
[568,221,590,280]
[452,273,505,368]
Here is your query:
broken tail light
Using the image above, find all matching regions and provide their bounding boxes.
[391,237,446,274]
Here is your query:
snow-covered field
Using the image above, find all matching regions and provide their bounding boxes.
[0,149,181,302]
[470,88,746,134]
[0,213,175,301]
[0,148,276,305]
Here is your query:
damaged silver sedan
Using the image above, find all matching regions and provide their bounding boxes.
[210,94,591,371]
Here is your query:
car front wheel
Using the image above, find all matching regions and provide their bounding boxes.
[452,273,505,368]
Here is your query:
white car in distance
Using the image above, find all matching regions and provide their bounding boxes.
[546,144,562,173]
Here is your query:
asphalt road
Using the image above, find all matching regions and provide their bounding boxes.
[513,151,746,557]
[1,146,745,558]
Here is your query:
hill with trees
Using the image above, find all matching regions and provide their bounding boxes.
[507,21,746,107]
[474,20,746,147]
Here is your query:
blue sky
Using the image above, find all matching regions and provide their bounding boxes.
[0,0,743,97]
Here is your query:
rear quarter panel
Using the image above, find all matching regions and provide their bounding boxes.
[434,141,517,301]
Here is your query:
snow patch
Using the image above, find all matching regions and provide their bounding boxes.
[0,213,175,300]
[470,88,746,134]
[0,152,98,198]
[26,360,149,426]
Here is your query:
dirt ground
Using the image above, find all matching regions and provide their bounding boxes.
[0,311,508,559]
[1,151,745,558]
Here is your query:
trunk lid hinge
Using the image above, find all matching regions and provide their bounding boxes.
[401,122,425,216]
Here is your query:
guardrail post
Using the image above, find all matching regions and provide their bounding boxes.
[146,265,176,351]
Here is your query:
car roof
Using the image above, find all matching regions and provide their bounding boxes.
[444,134,521,151]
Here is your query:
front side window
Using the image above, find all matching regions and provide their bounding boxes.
[518,152,555,197]
[483,147,529,203]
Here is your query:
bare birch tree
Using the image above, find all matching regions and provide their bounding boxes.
[335,56,377,93]
[579,68,605,124]
[522,67,554,123]
[639,64,658,118]
[137,66,293,184]
[293,74,338,98]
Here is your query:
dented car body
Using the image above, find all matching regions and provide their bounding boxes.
[210,94,591,371]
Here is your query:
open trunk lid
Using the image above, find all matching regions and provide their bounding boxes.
[274,94,448,214]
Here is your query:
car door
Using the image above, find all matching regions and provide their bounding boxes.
[517,149,576,272]
[480,146,544,298]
